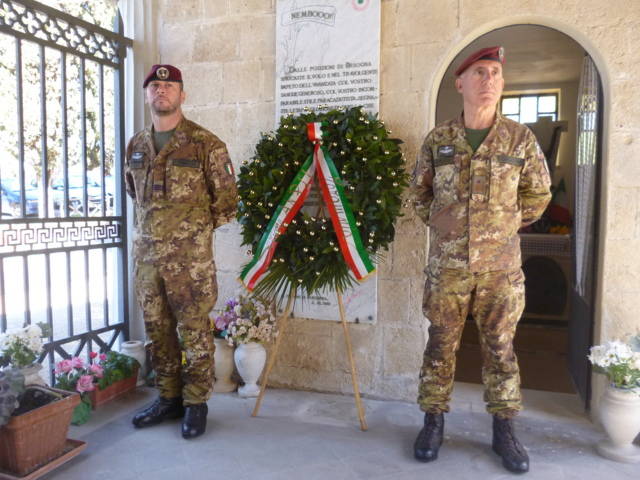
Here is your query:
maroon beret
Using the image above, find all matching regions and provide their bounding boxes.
[143,64,183,88]
[454,46,505,76]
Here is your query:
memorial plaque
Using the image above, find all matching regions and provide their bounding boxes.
[276,0,381,323]
[276,0,380,119]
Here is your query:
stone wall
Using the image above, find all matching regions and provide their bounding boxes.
[153,0,640,404]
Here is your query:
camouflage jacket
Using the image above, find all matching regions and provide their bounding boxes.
[411,112,551,273]
[125,117,238,256]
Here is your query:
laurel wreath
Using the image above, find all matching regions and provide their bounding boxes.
[236,106,409,300]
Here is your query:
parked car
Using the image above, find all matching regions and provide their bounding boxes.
[51,175,114,217]
[1,178,39,218]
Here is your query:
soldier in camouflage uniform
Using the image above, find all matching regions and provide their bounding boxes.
[125,64,238,439]
[411,47,551,473]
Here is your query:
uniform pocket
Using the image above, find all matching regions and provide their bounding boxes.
[433,156,455,167]
[129,152,150,201]
[167,156,207,204]
[432,154,459,205]
[507,268,525,286]
[489,154,523,207]
[421,270,440,318]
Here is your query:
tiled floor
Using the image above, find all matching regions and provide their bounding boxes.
[43,383,639,479]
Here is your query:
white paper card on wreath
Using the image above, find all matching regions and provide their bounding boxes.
[276,0,380,324]
[275,0,381,121]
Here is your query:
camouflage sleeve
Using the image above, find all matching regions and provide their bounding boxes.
[518,130,552,227]
[205,140,238,228]
[124,139,136,200]
[410,135,435,225]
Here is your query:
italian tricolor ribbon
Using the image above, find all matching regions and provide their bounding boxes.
[240,122,375,291]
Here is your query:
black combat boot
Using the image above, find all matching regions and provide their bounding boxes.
[414,412,444,462]
[182,403,208,439]
[492,416,530,473]
[132,396,185,428]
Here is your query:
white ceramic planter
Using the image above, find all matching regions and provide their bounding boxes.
[213,337,237,393]
[20,363,45,386]
[597,385,640,463]
[120,340,146,387]
[234,342,266,398]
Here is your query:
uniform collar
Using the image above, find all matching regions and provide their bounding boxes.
[143,116,188,156]
[455,110,505,130]
[456,111,508,156]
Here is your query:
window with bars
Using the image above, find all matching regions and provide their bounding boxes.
[501,93,558,124]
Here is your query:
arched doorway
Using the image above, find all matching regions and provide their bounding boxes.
[434,25,603,407]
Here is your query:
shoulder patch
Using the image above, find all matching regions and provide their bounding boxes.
[130,152,145,168]
[214,146,229,157]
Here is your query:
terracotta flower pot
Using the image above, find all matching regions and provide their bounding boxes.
[0,386,79,476]
[87,368,138,409]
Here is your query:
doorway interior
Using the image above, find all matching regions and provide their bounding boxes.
[435,25,601,405]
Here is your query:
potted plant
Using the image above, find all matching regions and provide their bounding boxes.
[55,350,140,424]
[90,350,140,408]
[211,300,238,393]
[0,367,83,477]
[224,295,277,397]
[0,322,50,385]
[588,335,640,463]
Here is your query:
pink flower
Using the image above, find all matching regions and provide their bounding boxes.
[76,375,96,393]
[89,351,98,359]
[99,353,107,362]
[55,359,73,374]
[89,364,104,378]
[71,357,84,369]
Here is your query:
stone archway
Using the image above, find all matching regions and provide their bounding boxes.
[429,20,608,408]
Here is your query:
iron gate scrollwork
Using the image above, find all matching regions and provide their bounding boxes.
[0,0,132,384]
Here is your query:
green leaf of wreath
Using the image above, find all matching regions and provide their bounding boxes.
[237,107,409,301]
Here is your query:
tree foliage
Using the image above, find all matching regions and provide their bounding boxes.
[0,1,118,186]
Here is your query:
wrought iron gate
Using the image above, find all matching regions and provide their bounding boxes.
[0,0,132,383]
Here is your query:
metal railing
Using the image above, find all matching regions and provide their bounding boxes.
[0,0,132,383]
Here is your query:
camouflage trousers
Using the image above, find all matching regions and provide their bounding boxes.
[418,268,525,418]
[134,247,217,406]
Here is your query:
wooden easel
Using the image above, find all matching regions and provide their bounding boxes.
[251,288,368,431]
